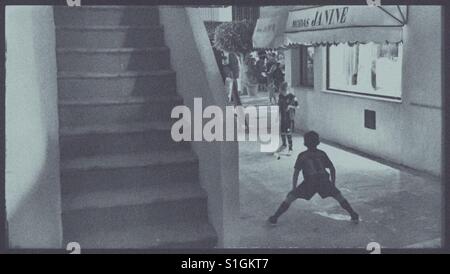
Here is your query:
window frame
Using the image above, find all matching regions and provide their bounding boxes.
[299,45,315,88]
[325,44,403,101]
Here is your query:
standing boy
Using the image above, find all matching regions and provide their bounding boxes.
[268,131,359,225]
[278,82,298,154]
[256,51,267,92]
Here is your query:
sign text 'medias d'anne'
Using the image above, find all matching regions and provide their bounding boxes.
[256,23,276,33]
[290,6,350,29]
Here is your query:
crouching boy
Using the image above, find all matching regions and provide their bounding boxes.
[268,131,359,225]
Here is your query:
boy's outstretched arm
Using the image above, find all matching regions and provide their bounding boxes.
[323,153,336,185]
[292,168,300,190]
[329,165,336,185]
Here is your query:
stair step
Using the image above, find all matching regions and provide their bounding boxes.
[64,221,217,249]
[58,70,177,98]
[62,181,207,211]
[55,25,165,48]
[59,96,182,126]
[56,47,171,73]
[60,121,171,135]
[54,6,160,27]
[58,95,182,106]
[59,121,187,158]
[61,150,197,172]
[62,183,211,243]
[57,47,168,54]
[60,151,199,195]
[58,70,174,79]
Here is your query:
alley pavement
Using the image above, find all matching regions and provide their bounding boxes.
[237,133,441,249]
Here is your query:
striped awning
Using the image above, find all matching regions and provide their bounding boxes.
[284,5,407,46]
[252,5,407,49]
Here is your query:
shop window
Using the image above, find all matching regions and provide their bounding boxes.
[327,42,403,100]
[299,46,314,87]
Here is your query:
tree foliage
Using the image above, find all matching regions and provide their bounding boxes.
[213,20,254,56]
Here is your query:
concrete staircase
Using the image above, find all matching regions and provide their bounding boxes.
[54,6,217,249]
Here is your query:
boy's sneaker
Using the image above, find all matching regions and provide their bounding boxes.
[268,216,278,226]
[287,148,293,156]
[350,213,359,224]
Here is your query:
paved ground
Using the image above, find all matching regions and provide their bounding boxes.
[240,93,271,107]
[237,133,441,249]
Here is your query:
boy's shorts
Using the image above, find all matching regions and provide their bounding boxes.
[280,118,293,134]
[288,175,341,200]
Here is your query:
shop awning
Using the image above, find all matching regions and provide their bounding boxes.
[252,15,287,49]
[284,5,407,46]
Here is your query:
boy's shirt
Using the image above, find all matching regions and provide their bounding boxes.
[294,149,333,180]
[278,93,298,121]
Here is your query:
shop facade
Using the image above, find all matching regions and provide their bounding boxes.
[255,5,442,176]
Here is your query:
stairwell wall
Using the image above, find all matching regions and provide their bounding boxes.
[5,6,63,248]
[159,6,240,248]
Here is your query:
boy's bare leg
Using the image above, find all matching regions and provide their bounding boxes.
[281,133,287,148]
[287,133,293,151]
[333,193,359,223]
[268,194,297,224]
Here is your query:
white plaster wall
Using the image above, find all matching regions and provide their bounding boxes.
[399,6,442,176]
[279,6,442,176]
[5,6,62,248]
[197,7,232,22]
[260,6,294,18]
[159,6,240,247]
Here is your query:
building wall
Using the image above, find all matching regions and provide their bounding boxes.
[278,6,442,176]
[232,6,260,22]
[5,6,62,248]
[260,6,294,18]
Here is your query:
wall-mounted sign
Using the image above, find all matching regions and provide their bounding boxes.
[284,5,407,45]
[252,16,286,49]
[286,5,406,33]
[253,5,407,48]
[290,6,349,29]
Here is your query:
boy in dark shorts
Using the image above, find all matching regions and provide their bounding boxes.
[278,82,298,154]
[268,131,359,225]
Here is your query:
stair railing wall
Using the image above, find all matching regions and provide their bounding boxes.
[159,6,240,248]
